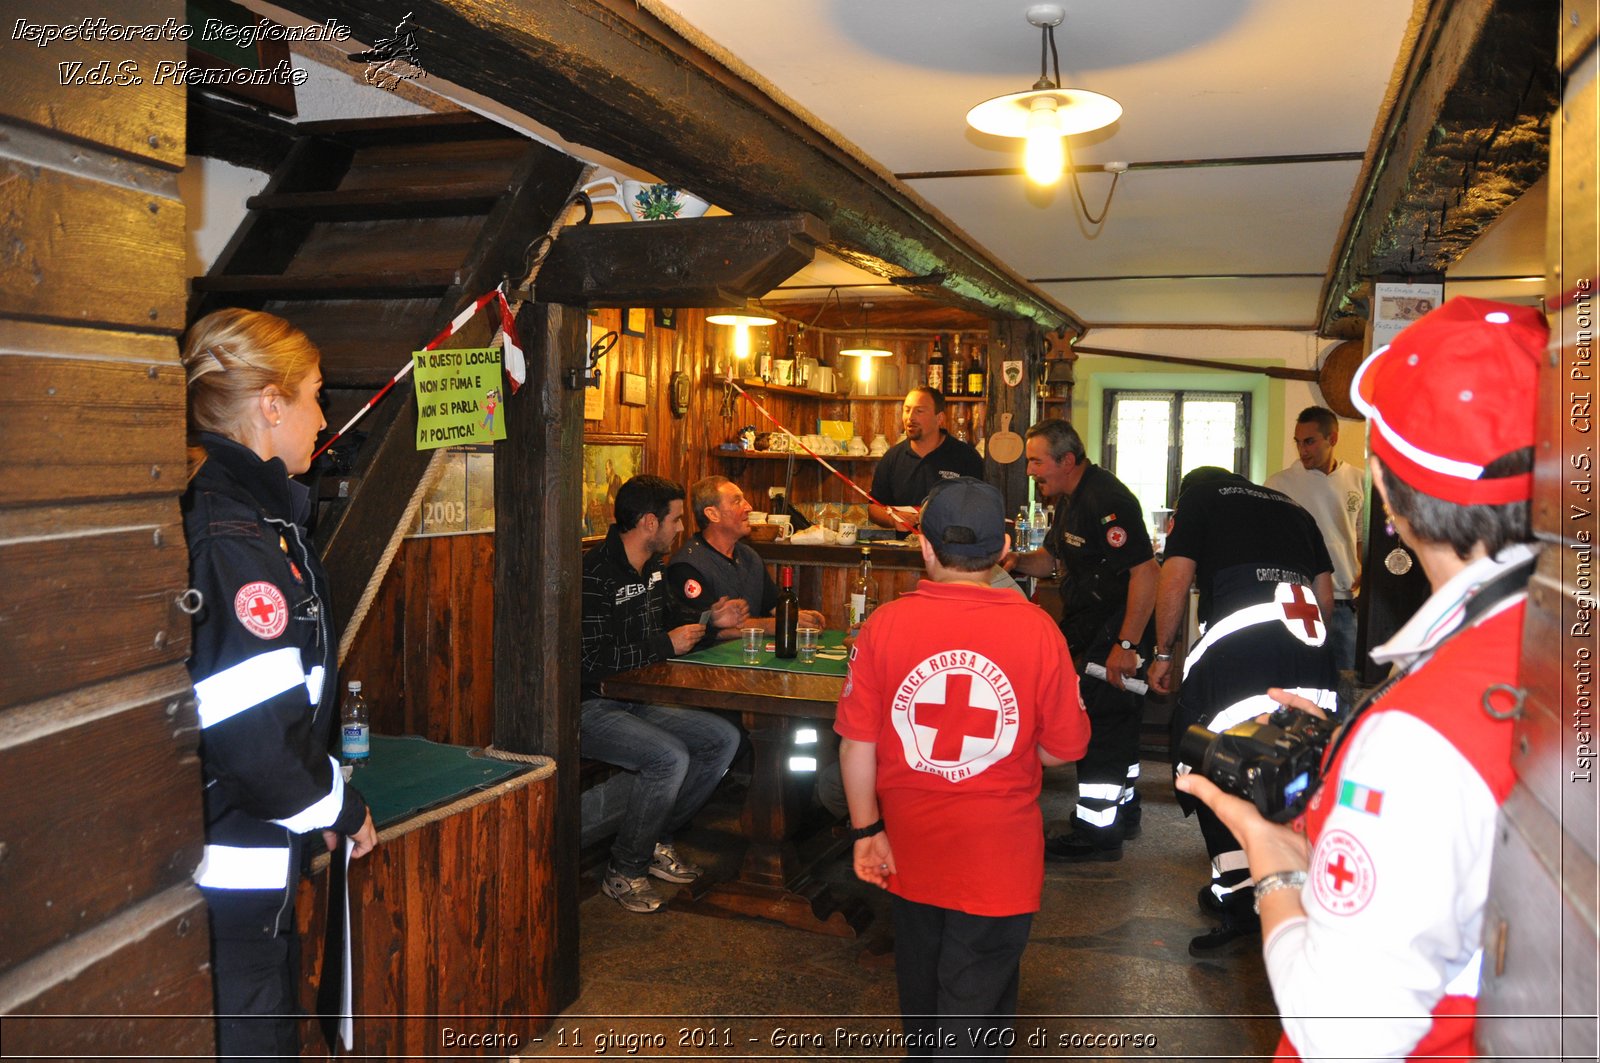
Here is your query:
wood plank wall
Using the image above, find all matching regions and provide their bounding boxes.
[0,1,214,1056]
[580,307,1013,518]
[1476,17,1599,1057]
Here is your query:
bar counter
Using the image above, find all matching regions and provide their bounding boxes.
[750,538,925,628]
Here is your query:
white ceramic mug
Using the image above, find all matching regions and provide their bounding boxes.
[582,176,711,221]
[769,515,792,539]
[838,521,858,545]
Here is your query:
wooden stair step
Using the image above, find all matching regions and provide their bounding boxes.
[246,183,507,220]
[193,270,458,299]
[295,112,525,147]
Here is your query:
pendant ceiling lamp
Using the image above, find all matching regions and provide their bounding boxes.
[706,303,776,363]
[967,4,1125,210]
[839,301,893,382]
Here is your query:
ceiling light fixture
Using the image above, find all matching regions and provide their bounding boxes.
[706,304,776,364]
[839,301,893,382]
[966,4,1126,224]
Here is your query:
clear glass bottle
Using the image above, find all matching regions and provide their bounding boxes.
[946,334,965,396]
[849,547,878,636]
[340,681,370,774]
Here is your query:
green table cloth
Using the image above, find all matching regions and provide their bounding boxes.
[347,734,531,830]
[674,628,851,676]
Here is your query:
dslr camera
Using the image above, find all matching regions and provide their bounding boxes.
[1178,707,1337,822]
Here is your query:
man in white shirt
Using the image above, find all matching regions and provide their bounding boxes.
[1265,406,1366,673]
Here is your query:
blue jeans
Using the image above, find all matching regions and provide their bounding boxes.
[579,697,741,877]
[1328,599,1358,675]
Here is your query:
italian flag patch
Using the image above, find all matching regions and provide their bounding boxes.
[1339,780,1384,816]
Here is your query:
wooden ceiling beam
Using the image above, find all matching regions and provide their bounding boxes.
[536,214,828,308]
[274,0,1082,334]
[1319,0,1558,337]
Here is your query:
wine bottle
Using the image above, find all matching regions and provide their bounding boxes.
[966,344,986,397]
[946,334,965,396]
[927,337,946,393]
[775,565,799,658]
[848,547,878,636]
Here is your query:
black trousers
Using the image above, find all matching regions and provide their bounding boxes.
[212,933,302,1062]
[1072,674,1143,844]
[893,895,1034,1059]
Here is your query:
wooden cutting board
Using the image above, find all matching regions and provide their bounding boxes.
[988,412,1024,464]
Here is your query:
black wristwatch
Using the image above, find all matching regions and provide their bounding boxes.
[846,817,885,840]
[1116,639,1137,652]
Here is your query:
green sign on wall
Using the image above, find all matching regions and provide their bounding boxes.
[414,347,506,450]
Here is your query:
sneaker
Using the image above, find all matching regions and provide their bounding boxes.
[601,868,664,913]
[1197,884,1225,916]
[1044,833,1122,863]
[648,842,702,884]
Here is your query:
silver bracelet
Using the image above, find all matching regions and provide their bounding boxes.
[1253,870,1307,913]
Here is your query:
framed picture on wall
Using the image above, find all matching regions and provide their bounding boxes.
[620,372,648,406]
[581,434,645,538]
[621,307,648,337]
[654,307,677,330]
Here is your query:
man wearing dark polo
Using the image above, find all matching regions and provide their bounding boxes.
[667,475,823,646]
[868,386,984,530]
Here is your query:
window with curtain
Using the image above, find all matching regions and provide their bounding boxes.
[1102,389,1250,534]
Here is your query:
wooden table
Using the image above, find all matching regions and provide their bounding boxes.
[600,656,870,937]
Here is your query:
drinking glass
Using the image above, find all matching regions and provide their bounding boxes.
[796,626,820,665]
[742,627,764,664]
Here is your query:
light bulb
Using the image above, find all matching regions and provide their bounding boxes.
[732,323,751,361]
[1023,96,1065,185]
[856,355,874,383]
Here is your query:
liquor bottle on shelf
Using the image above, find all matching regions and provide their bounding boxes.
[848,547,878,637]
[966,344,986,397]
[775,565,799,659]
[340,680,370,776]
[927,337,947,393]
[946,334,965,396]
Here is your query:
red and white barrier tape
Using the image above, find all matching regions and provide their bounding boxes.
[725,377,916,532]
[311,288,522,464]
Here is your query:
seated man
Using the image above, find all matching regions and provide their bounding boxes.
[666,475,822,645]
[580,475,745,913]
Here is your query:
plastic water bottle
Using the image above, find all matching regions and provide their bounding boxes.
[340,681,370,775]
[1030,504,1049,551]
[1015,508,1030,553]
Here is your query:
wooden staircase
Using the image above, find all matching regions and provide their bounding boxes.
[193,112,585,636]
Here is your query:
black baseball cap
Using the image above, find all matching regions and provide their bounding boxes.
[919,477,1006,557]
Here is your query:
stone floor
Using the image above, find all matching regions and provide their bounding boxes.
[516,759,1280,1061]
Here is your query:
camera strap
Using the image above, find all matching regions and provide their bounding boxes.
[1311,553,1536,799]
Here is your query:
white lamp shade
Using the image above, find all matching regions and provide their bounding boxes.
[965,87,1122,138]
[706,311,776,326]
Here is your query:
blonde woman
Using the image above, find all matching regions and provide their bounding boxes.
[181,309,377,1061]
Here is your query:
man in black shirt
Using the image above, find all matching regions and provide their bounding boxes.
[1010,419,1158,861]
[1148,467,1336,955]
[667,475,822,646]
[869,387,984,530]
[580,475,744,913]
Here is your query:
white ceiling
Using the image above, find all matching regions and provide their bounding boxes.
[653,0,1545,330]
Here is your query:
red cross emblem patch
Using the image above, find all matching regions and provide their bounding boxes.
[1310,828,1376,915]
[1274,581,1327,646]
[891,650,1020,782]
[234,581,288,640]
[1105,525,1127,548]
[682,578,703,600]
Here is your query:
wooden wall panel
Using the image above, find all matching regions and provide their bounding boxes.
[0,499,190,709]
[0,668,201,973]
[0,0,185,169]
[0,887,213,1058]
[582,308,1009,523]
[0,161,186,331]
[0,322,186,504]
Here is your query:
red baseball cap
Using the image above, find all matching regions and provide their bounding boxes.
[1351,296,1545,505]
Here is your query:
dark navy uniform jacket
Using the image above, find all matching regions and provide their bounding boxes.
[183,433,366,939]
